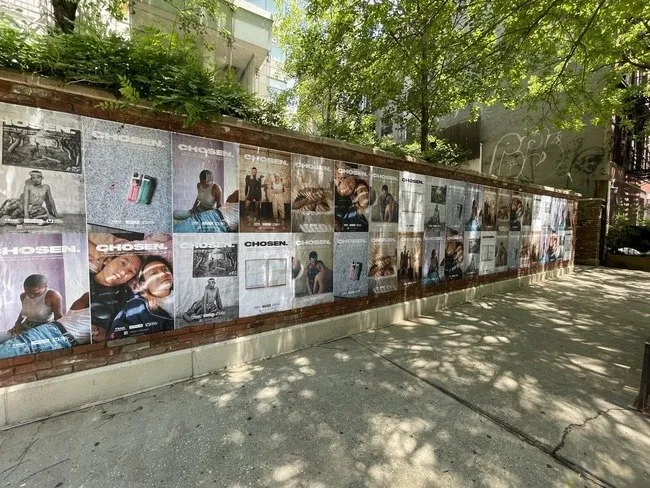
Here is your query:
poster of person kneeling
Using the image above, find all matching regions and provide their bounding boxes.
[174,234,239,327]
[87,231,174,341]
[0,233,90,359]
[172,133,239,233]
[0,103,86,234]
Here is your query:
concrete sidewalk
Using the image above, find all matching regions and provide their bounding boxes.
[0,267,648,487]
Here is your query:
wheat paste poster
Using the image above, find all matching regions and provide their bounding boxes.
[464,233,480,278]
[174,234,238,327]
[496,189,511,233]
[424,176,446,232]
[482,187,497,232]
[334,162,370,232]
[83,119,172,234]
[368,230,397,294]
[446,181,465,239]
[397,232,422,287]
[507,232,521,269]
[0,104,85,234]
[291,155,334,233]
[370,167,399,230]
[238,233,291,317]
[464,184,483,232]
[238,145,291,233]
[399,172,424,232]
[292,233,334,308]
[479,231,496,276]
[0,233,90,358]
[88,232,174,340]
[422,231,444,285]
[333,233,369,298]
[172,133,239,233]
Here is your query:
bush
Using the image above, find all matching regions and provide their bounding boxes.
[0,20,284,127]
[607,214,650,254]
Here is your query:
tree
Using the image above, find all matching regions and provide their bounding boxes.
[277,0,650,150]
[276,0,514,152]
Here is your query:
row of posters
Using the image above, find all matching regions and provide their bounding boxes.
[0,103,575,359]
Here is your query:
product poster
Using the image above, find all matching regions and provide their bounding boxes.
[292,232,334,308]
[464,233,481,278]
[539,195,553,232]
[509,192,523,231]
[563,231,573,261]
[291,155,334,233]
[496,189,511,232]
[494,234,508,273]
[334,162,370,232]
[444,238,464,281]
[397,232,423,287]
[238,233,291,317]
[520,234,531,268]
[368,230,397,294]
[333,233,369,299]
[531,194,544,232]
[422,230,445,285]
[399,172,425,232]
[446,181,466,239]
[507,232,521,269]
[172,133,239,233]
[479,231,496,276]
[238,145,291,233]
[424,176,446,233]
[464,184,484,232]
[548,197,560,232]
[369,167,399,230]
[0,233,90,359]
[173,233,238,328]
[83,119,172,234]
[521,193,533,232]
[482,187,497,232]
[0,104,85,234]
[530,232,541,264]
[88,231,174,340]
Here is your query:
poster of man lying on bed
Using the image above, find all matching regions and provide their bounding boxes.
[87,230,174,341]
[172,133,239,233]
[0,233,90,359]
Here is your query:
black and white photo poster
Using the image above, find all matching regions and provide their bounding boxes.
[333,233,369,298]
[174,233,238,327]
[1,104,85,234]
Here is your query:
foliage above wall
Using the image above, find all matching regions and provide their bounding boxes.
[0,20,285,128]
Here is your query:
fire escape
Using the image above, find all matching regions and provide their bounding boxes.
[610,72,650,223]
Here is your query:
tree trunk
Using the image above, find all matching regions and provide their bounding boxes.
[51,0,79,33]
[419,62,429,152]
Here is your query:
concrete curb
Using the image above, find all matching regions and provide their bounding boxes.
[0,266,572,429]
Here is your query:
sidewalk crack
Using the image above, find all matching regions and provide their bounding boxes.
[552,407,627,455]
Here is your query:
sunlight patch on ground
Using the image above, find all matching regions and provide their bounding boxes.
[493,372,519,392]
[272,460,306,483]
[567,355,610,376]
[293,356,310,366]
[333,352,350,361]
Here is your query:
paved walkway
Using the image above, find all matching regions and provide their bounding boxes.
[1,267,648,487]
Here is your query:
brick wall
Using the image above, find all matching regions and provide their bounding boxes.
[575,198,605,265]
[0,70,578,387]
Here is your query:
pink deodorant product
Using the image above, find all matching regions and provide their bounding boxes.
[127,173,141,202]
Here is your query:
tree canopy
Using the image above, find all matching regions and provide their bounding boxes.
[276,0,650,152]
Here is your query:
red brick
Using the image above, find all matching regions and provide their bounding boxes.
[34,347,72,362]
[163,328,193,338]
[36,365,73,380]
[2,354,36,368]
[0,367,15,378]
[0,371,37,387]
[72,357,109,372]
[107,352,140,365]
[166,341,193,352]
[14,361,53,374]
[137,345,168,359]
[71,342,106,355]
[190,323,216,333]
